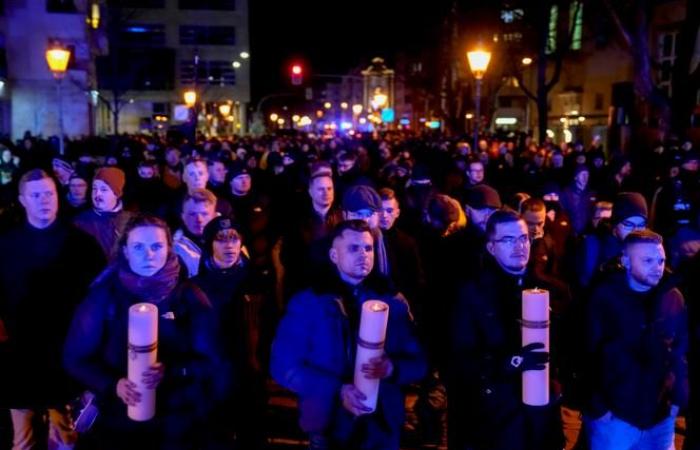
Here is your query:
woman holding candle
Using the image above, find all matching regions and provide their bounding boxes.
[63,214,224,450]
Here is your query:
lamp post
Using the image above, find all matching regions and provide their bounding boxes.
[45,46,71,155]
[183,89,197,142]
[467,48,491,152]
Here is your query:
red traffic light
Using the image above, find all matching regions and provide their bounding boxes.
[291,63,303,85]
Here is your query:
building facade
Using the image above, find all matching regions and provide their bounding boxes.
[97,0,250,136]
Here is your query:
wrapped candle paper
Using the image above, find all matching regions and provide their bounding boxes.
[353,300,389,413]
[128,303,158,421]
[522,289,550,406]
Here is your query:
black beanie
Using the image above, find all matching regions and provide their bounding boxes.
[612,192,648,225]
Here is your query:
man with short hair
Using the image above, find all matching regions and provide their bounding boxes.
[207,157,229,199]
[174,188,218,277]
[271,220,426,449]
[280,172,343,298]
[585,230,687,450]
[465,158,485,188]
[450,210,563,450]
[0,169,105,450]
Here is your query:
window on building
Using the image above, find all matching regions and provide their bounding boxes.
[180,60,236,86]
[178,0,236,10]
[569,1,583,50]
[120,24,166,47]
[179,26,236,46]
[546,5,558,54]
[595,93,604,111]
[46,0,77,13]
[97,48,175,91]
[657,31,678,97]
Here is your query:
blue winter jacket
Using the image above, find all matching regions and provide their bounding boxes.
[270,275,426,437]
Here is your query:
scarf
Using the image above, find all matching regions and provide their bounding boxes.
[372,228,389,276]
[118,252,181,303]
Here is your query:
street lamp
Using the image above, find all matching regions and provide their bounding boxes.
[183,90,197,107]
[218,103,231,116]
[46,45,71,155]
[270,113,279,122]
[467,48,491,152]
[352,104,363,115]
[183,90,197,142]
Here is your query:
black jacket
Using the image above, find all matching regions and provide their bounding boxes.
[0,220,105,408]
[585,271,688,429]
[449,257,563,450]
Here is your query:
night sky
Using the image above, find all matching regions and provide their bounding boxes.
[248,0,450,102]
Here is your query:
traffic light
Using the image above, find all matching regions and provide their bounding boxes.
[291,64,303,86]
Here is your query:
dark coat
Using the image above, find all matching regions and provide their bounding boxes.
[63,268,228,445]
[449,257,563,450]
[0,220,105,408]
[585,272,688,429]
[74,208,134,259]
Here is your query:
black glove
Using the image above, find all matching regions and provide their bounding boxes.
[506,342,549,372]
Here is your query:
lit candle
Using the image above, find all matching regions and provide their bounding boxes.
[522,289,550,406]
[128,303,158,421]
[353,300,390,413]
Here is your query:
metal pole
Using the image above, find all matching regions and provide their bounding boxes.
[57,79,64,156]
[473,78,481,152]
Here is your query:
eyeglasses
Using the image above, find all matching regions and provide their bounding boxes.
[620,219,646,229]
[492,234,529,246]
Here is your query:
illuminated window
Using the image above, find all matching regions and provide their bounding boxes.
[547,5,558,54]
[658,31,678,97]
[570,1,583,50]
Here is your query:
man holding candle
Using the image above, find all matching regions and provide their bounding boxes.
[584,229,687,450]
[271,220,426,449]
[449,210,563,450]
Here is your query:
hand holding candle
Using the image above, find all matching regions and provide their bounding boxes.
[353,300,390,413]
[127,303,159,421]
[521,289,550,406]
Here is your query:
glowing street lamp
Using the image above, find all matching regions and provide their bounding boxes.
[324,102,332,110]
[522,57,533,66]
[218,103,231,116]
[340,102,348,110]
[46,45,71,155]
[467,47,491,151]
[232,61,241,69]
[292,114,300,123]
[277,118,285,126]
[352,104,363,115]
[270,113,279,122]
[240,51,250,59]
[46,47,71,76]
[467,49,491,80]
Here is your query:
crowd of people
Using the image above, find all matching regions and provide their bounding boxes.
[0,129,698,450]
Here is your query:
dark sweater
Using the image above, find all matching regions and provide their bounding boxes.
[0,219,105,408]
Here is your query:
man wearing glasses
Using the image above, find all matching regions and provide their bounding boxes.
[449,209,563,450]
[577,192,648,287]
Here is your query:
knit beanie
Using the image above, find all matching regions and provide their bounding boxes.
[94,167,126,198]
[465,184,502,210]
[611,192,648,225]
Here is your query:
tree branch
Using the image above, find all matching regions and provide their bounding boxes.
[601,0,633,49]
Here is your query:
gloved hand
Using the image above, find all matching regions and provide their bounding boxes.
[506,342,549,372]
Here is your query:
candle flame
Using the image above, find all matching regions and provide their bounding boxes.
[370,302,388,312]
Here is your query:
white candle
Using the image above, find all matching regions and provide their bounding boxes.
[353,300,390,413]
[128,303,158,421]
[522,289,550,406]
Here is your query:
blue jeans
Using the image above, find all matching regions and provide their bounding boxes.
[586,411,676,450]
